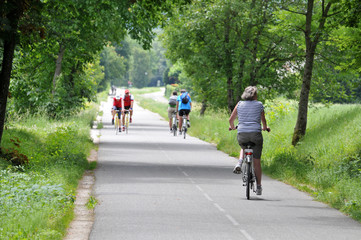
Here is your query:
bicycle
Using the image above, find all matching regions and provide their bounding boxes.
[241,141,256,200]
[229,126,269,199]
[171,111,178,136]
[123,110,130,134]
[114,110,121,134]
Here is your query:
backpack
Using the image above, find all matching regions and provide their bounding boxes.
[168,96,177,106]
[181,92,190,104]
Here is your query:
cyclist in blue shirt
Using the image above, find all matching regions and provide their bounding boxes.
[176,89,192,135]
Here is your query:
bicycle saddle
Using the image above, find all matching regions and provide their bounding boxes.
[241,141,255,148]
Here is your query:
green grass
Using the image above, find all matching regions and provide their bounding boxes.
[136,90,361,222]
[0,102,99,239]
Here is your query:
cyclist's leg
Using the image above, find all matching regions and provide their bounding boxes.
[167,108,173,129]
[121,111,125,126]
[178,110,184,130]
[251,132,263,191]
[253,158,262,185]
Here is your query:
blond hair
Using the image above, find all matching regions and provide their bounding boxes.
[241,86,257,100]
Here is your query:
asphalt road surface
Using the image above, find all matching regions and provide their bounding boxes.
[90,94,361,240]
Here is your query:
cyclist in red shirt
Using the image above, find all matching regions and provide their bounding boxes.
[112,95,123,132]
[122,89,134,130]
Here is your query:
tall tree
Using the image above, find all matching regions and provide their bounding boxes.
[281,0,341,145]
[162,0,298,112]
[0,0,43,146]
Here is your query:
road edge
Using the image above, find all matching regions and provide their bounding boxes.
[64,127,99,240]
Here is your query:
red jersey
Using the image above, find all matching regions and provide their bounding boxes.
[123,94,134,107]
[113,97,122,108]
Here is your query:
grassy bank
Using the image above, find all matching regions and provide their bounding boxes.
[135,89,361,221]
[0,102,99,239]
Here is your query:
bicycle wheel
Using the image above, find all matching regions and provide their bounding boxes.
[115,117,119,135]
[246,162,251,200]
[125,114,129,134]
[173,124,177,136]
[183,119,187,139]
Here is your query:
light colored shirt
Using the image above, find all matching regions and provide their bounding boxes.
[237,100,264,133]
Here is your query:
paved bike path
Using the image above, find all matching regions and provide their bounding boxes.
[90,94,361,240]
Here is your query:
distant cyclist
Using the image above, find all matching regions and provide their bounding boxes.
[122,89,134,131]
[176,89,192,135]
[111,85,116,95]
[229,86,270,195]
[112,95,123,132]
[168,91,178,132]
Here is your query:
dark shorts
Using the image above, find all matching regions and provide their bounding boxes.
[113,107,122,118]
[124,106,132,110]
[179,109,190,117]
[237,132,263,159]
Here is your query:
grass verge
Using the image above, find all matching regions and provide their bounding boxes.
[0,102,99,239]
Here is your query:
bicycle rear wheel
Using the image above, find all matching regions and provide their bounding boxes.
[183,127,187,139]
[173,124,177,136]
[246,162,251,200]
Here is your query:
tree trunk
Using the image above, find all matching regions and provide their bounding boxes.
[292,0,332,145]
[224,8,234,113]
[292,51,315,145]
[52,43,65,96]
[200,100,207,116]
[0,39,17,146]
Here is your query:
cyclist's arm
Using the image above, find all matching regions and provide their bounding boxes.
[261,111,269,131]
[229,102,239,130]
[130,100,134,110]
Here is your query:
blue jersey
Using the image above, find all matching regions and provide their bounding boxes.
[177,93,192,110]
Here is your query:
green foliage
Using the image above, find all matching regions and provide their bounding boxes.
[161,0,300,111]
[86,195,98,209]
[100,45,127,88]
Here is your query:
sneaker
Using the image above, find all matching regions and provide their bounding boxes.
[112,118,114,125]
[122,126,125,131]
[187,120,191,128]
[130,117,132,123]
[233,163,242,174]
[256,185,262,195]
[118,128,121,132]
